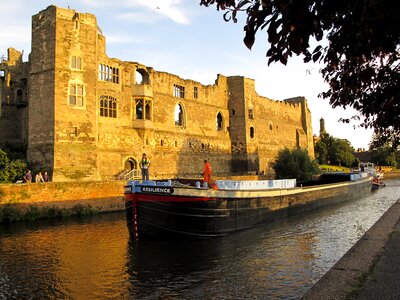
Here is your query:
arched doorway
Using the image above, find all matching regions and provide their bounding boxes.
[124,157,137,170]
[123,157,139,179]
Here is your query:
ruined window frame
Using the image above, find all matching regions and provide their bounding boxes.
[68,83,84,107]
[100,95,117,118]
[98,63,119,84]
[194,86,198,99]
[173,84,185,98]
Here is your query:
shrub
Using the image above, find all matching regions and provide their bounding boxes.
[273,147,320,182]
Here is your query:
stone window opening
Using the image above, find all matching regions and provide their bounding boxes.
[232,109,235,116]
[174,103,185,127]
[248,108,254,119]
[134,99,152,120]
[194,87,198,99]
[173,84,185,98]
[216,112,223,131]
[100,95,117,118]
[250,127,255,138]
[71,56,82,70]
[98,63,119,83]
[135,69,149,85]
[73,13,80,30]
[145,101,151,120]
[73,126,79,137]
[69,83,84,107]
[16,89,23,104]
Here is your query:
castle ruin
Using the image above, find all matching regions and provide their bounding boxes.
[0,5,314,181]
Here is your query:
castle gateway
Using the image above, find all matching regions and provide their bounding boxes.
[0,5,314,182]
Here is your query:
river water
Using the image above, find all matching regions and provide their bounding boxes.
[1,179,399,300]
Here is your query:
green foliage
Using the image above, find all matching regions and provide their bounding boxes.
[369,134,399,167]
[200,0,400,147]
[315,134,356,167]
[0,148,27,183]
[273,147,320,182]
[370,149,398,168]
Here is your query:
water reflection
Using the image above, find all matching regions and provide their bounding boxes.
[1,179,399,299]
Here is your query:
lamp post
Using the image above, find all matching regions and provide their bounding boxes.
[0,69,5,118]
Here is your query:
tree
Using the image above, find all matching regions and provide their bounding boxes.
[200,0,400,148]
[315,134,357,167]
[272,147,319,182]
[0,148,27,183]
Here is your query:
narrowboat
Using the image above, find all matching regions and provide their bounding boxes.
[124,173,372,240]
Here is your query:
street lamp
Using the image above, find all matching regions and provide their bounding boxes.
[0,69,5,118]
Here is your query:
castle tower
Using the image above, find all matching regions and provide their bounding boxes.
[0,48,29,150]
[319,117,327,137]
[227,76,259,172]
[29,6,100,180]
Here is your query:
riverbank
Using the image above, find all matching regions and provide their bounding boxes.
[302,198,400,299]
[0,181,126,222]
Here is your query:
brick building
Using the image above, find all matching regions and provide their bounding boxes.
[0,5,314,182]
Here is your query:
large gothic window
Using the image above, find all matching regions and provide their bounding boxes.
[98,64,119,83]
[174,103,185,127]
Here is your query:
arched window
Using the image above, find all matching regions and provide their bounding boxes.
[174,103,185,127]
[135,71,143,84]
[135,68,150,84]
[16,89,23,104]
[216,112,223,131]
[250,127,255,138]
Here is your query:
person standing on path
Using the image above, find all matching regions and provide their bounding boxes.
[140,153,151,181]
[203,159,212,187]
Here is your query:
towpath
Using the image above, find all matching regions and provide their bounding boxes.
[302,198,400,299]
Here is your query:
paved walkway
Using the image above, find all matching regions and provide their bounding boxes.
[302,199,400,300]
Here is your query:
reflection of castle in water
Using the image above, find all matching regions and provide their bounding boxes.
[0,5,314,182]
[126,223,319,299]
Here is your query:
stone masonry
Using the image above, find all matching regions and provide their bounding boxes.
[0,5,314,182]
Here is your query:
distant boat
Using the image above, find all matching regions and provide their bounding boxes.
[124,173,372,240]
[372,177,386,190]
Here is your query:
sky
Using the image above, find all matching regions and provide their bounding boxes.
[0,0,373,150]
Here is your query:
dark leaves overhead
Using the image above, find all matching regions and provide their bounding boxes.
[200,0,400,148]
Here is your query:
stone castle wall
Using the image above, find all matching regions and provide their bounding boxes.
[0,5,314,182]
